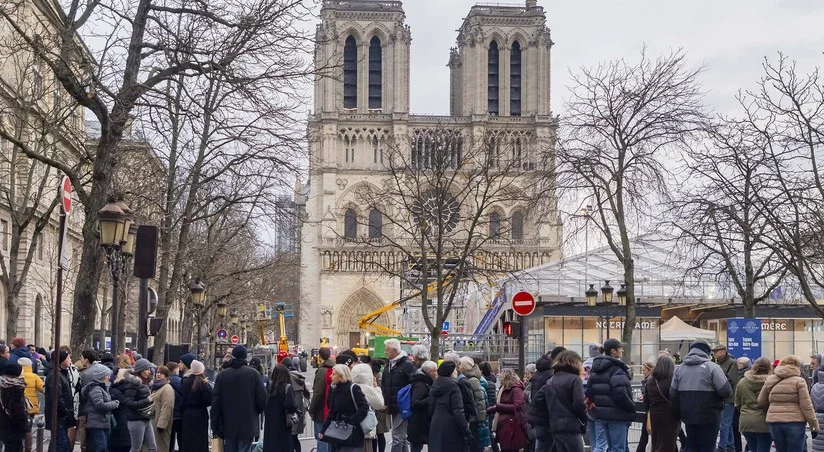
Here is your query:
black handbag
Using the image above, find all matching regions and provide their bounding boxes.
[136,402,156,420]
[323,420,355,444]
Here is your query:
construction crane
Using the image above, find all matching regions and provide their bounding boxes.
[358,274,455,336]
[257,302,292,356]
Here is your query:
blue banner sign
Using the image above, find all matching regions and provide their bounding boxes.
[726,318,761,359]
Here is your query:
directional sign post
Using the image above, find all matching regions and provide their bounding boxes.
[51,175,72,439]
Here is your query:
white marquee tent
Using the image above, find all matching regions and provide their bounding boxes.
[659,316,716,341]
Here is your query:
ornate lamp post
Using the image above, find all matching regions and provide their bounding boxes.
[98,196,134,354]
[230,309,240,336]
[584,280,618,342]
[189,280,206,357]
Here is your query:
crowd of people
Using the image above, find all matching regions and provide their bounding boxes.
[2,334,824,452]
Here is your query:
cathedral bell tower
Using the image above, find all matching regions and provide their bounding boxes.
[449,0,553,117]
[314,0,411,114]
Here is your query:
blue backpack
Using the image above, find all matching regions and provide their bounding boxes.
[397,384,413,420]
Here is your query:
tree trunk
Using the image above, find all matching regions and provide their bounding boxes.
[744,303,755,319]
[5,290,20,339]
[621,259,636,364]
[429,327,440,362]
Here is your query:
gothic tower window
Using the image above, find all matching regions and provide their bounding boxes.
[510,41,522,116]
[489,212,501,238]
[343,36,358,109]
[344,209,357,239]
[368,210,382,239]
[488,40,500,115]
[512,211,524,240]
[369,36,382,110]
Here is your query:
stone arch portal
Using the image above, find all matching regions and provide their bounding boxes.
[336,288,388,349]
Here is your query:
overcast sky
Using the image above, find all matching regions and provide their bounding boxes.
[402,0,824,116]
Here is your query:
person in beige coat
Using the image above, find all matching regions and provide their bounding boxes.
[352,363,385,452]
[758,355,819,452]
[151,366,177,452]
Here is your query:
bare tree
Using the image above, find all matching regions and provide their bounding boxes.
[336,123,546,358]
[734,54,824,317]
[0,0,313,352]
[556,49,706,360]
[671,117,785,317]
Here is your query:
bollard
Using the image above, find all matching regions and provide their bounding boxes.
[35,416,45,452]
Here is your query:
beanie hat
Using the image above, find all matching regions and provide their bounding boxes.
[190,360,205,376]
[133,358,152,374]
[88,363,112,384]
[3,362,22,377]
[588,343,602,358]
[284,358,297,371]
[232,345,248,360]
[180,353,196,368]
[17,357,32,367]
[690,339,712,355]
[336,354,354,367]
[101,353,115,364]
[53,350,69,364]
[602,338,623,356]
[438,360,457,377]
[11,337,26,348]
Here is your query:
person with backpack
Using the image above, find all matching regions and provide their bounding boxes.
[0,362,29,452]
[459,357,488,452]
[82,363,120,452]
[353,363,385,452]
[379,339,416,452]
[285,358,310,452]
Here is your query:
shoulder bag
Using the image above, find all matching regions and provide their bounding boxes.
[321,385,360,446]
[547,378,586,434]
[136,401,156,420]
[351,383,378,434]
[496,388,529,450]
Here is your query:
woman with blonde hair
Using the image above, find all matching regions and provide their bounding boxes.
[319,364,369,452]
[758,355,819,451]
[489,369,528,452]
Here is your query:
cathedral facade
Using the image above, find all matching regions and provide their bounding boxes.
[301,0,562,348]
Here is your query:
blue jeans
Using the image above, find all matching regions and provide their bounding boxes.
[223,437,253,452]
[55,427,71,452]
[87,428,109,452]
[769,422,806,452]
[718,402,735,450]
[315,422,329,452]
[593,420,630,452]
[742,432,772,452]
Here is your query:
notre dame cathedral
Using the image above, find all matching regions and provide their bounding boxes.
[300,0,561,348]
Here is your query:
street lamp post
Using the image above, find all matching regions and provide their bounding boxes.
[585,281,617,342]
[189,280,206,358]
[98,196,135,354]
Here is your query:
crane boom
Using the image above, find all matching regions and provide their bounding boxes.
[358,275,455,335]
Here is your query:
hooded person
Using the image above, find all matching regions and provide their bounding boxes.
[285,357,311,442]
[670,339,733,452]
[81,363,119,451]
[0,362,30,448]
[9,337,37,374]
[211,345,267,451]
[18,357,43,417]
[351,363,385,443]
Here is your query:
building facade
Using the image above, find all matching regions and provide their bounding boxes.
[301,0,562,348]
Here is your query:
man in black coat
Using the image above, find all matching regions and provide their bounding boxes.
[45,350,76,452]
[380,339,416,452]
[585,339,636,452]
[211,346,266,452]
[408,361,437,451]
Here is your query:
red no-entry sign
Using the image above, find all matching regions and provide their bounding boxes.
[60,176,72,214]
[231,335,239,345]
[511,291,536,316]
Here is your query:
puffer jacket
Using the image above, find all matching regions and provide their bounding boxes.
[462,365,487,423]
[670,347,732,425]
[484,373,497,409]
[351,363,384,438]
[527,355,553,427]
[113,370,153,422]
[82,383,119,430]
[812,370,824,452]
[289,370,310,435]
[22,363,43,415]
[585,355,636,422]
[716,353,740,392]
[759,363,819,431]
[734,369,769,433]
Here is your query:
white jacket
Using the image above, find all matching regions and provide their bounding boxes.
[352,363,384,438]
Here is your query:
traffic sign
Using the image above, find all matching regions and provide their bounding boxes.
[442,321,450,331]
[216,329,228,340]
[511,291,536,316]
[231,335,239,345]
[59,176,72,214]
[440,330,448,338]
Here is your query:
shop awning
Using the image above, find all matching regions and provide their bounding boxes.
[660,316,716,341]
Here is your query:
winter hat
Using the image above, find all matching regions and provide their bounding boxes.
[133,358,152,374]
[336,354,355,367]
[711,344,727,352]
[17,357,32,367]
[231,345,248,360]
[588,343,602,358]
[101,353,115,364]
[602,339,623,356]
[11,337,26,349]
[53,350,69,364]
[737,357,752,370]
[87,363,111,384]
[190,360,205,376]
[438,360,457,377]
[133,353,143,361]
[284,358,297,371]
[3,362,22,377]
[180,353,196,368]
[690,339,712,355]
